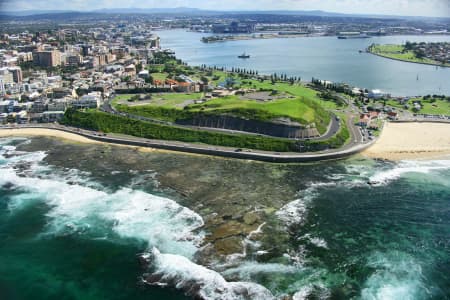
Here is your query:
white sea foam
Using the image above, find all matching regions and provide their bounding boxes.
[360,251,429,300]
[222,262,298,280]
[369,159,450,185]
[292,286,314,300]
[276,198,308,227]
[0,139,278,299]
[310,237,327,249]
[292,284,330,300]
[1,169,204,257]
[0,139,204,257]
[142,248,275,300]
[276,182,330,228]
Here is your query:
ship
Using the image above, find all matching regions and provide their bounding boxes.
[238,52,250,59]
[337,33,371,39]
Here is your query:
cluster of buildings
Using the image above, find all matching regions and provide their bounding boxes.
[408,42,450,64]
[0,23,167,124]
[357,111,381,129]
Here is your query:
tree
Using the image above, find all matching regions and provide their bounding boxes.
[136,63,143,73]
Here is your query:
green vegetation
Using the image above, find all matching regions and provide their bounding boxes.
[112,77,339,134]
[368,44,450,67]
[151,72,169,81]
[115,94,331,134]
[384,96,450,115]
[61,109,350,152]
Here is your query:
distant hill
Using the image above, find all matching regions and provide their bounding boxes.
[92,7,203,14]
[0,7,448,21]
[0,10,77,16]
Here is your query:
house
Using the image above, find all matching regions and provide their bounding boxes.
[387,111,398,120]
[369,111,380,119]
[174,82,193,93]
[358,114,370,127]
[138,70,150,79]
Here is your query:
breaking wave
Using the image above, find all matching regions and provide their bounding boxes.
[360,251,429,300]
[0,138,277,299]
[369,159,450,185]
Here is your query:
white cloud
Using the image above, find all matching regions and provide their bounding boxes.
[1,0,449,17]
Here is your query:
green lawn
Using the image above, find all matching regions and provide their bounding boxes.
[189,96,316,123]
[146,93,203,108]
[385,98,450,115]
[419,99,450,115]
[113,93,204,108]
[151,72,169,81]
[239,79,340,109]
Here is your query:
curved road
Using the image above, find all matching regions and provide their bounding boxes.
[0,123,374,163]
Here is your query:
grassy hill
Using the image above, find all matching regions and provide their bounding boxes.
[113,81,333,134]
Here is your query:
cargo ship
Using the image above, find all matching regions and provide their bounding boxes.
[337,33,371,39]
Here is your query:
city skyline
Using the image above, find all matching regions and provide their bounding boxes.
[1,0,449,17]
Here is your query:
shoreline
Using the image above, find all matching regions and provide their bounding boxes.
[201,33,319,43]
[0,127,169,154]
[363,122,450,160]
[4,123,450,163]
[0,125,374,163]
[368,50,450,68]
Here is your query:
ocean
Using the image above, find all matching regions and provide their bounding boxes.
[0,137,449,299]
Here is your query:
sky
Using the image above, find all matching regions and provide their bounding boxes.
[1,0,449,17]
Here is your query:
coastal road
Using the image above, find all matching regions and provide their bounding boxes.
[0,123,375,163]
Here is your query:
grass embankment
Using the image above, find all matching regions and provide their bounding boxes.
[113,81,335,134]
[61,109,349,152]
[369,44,450,67]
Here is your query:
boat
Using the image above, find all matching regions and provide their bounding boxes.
[238,52,250,59]
[337,34,371,39]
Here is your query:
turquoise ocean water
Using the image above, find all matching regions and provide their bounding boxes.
[0,137,449,299]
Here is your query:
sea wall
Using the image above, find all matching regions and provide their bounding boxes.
[176,115,320,139]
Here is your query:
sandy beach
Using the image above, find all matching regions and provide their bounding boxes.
[0,128,102,144]
[0,127,181,154]
[364,122,450,160]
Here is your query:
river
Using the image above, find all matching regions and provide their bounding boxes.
[157,30,450,96]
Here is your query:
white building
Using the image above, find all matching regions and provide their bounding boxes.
[368,89,388,99]
[71,92,102,109]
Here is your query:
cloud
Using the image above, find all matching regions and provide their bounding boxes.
[1,0,449,17]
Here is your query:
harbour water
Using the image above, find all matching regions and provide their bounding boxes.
[157,30,450,96]
[1,137,449,299]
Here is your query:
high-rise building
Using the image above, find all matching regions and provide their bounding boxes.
[81,45,91,57]
[33,50,61,67]
[8,67,22,83]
